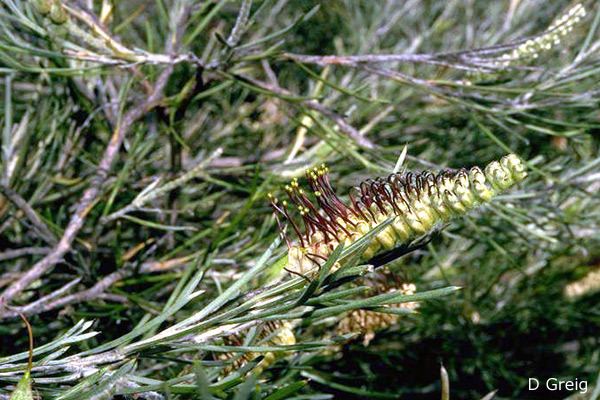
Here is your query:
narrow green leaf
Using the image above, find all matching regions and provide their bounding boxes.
[263,381,307,400]
[193,362,214,400]
[232,374,257,400]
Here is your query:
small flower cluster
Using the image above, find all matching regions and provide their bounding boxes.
[270,154,527,276]
[336,268,418,346]
[217,321,296,375]
[32,0,69,25]
[564,267,600,300]
[494,4,586,67]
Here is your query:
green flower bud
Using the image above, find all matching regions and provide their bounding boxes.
[32,0,52,15]
[49,0,68,25]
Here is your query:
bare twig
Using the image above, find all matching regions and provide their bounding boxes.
[139,255,196,274]
[1,278,81,318]
[226,0,253,47]
[284,52,438,65]
[283,52,501,72]
[2,270,129,318]
[0,247,49,262]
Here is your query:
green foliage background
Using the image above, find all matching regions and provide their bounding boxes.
[0,0,599,399]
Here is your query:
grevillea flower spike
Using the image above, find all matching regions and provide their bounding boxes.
[269,154,527,276]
